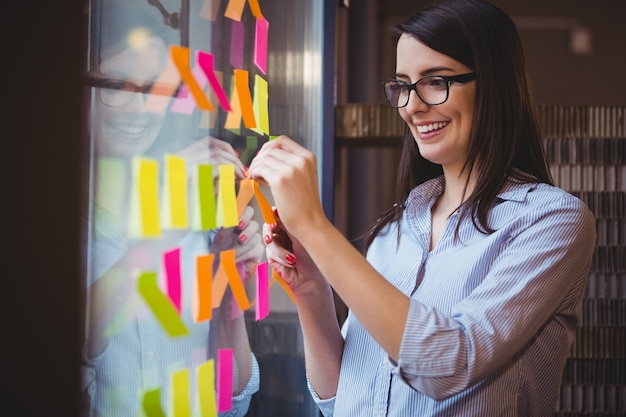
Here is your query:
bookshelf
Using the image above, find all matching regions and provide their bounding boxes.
[335,103,626,415]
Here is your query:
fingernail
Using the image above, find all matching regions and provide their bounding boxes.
[214,234,223,243]
[285,253,296,265]
[264,234,271,244]
[234,150,240,157]
[238,221,245,230]
[269,223,277,231]
[238,234,248,244]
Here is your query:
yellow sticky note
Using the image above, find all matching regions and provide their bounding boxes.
[191,164,216,231]
[215,165,238,228]
[252,74,269,135]
[171,369,191,417]
[161,154,189,229]
[197,360,218,417]
[137,271,189,337]
[95,157,127,221]
[129,157,161,238]
[142,389,167,417]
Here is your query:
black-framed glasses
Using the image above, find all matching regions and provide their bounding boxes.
[383,73,476,108]
[84,72,181,107]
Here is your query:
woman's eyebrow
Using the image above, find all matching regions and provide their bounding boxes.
[395,66,456,79]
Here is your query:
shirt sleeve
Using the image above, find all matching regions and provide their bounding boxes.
[392,193,596,400]
[306,374,336,417]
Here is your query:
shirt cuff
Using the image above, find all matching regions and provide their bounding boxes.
[306,374,336,417]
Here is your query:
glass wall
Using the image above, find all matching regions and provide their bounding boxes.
[80,1,329,415]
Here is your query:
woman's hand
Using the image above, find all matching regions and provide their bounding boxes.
[263,209,326,299]
[176,136,247,180]
[248,136,327,240]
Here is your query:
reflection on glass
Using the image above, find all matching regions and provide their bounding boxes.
[81,1,260,416]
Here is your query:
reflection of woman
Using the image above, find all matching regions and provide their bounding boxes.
[250,0,596,416]
[81,2,260,416]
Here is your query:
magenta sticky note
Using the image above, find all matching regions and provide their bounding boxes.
[230,20,244,69]
[217,349,233,412]
[164,247,182,314]
[256,262,269,320]
[254,17,269,75]
[198,51,231,112]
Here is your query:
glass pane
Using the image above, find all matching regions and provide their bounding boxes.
[81,1,325,416]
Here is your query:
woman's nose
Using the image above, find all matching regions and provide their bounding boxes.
[404,89,429,113]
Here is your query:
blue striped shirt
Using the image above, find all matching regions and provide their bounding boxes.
[311,176,596,417]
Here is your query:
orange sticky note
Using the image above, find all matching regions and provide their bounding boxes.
[197,360,218,416]
[216,164,238,228]
[194,254,214,322]
[235,178,255,217]
[143,55,181,113]
[252,75,269,135]
[211,250,251,311]
[129,157,161,238]
[171,45,213,111]
[247,0,264,18]
[253,180,277,224]
[234,69,256,129]
[137,271,190,337]
[224,0,245,21]
[161,154,188,229]
[273,269,296,304]
[191,164,217,231]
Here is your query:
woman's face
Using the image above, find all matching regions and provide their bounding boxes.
[396,34,476,175]
[93,35,168,158]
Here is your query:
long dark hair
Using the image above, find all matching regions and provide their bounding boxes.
[363,0,552,251]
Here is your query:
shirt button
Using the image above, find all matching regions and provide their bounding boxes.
[147,351,154,358]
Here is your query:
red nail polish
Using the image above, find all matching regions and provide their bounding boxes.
[239,234,248,244]
[285,253,296,264]
[264,234,271,244]
[269,223,277,231]
[214,234,223,243]
[238,221,245,230]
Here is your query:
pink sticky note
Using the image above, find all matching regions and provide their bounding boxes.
[217,349,233,412]
[170,64,207,114]
[256,262,269,320]
[254,17,269,75]
[164,248,182,314]
[230,20,245,69]
[198,52,231,112]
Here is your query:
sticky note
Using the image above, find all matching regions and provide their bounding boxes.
[238,136,258,165]
[171,369,191,417]
[211,249,251,311]
[248,0,264,18]
[95,157,127,221]
[197,360,218,417]
[171,45,213,111]
[199,0,221,21]
[224,79,242,130]
[230,20,245,69]
[161,154,188,229]
[129,157,161,238]
[193,254,214,322]
[254,17,269,74]
[142,389,167,417]
[198,52,231,112]
[252,74,269,135]
[253,180,277,224]
[191,164,216,231]
[216,165,238,228]
[224,0,245,21]
[235,178,256,218]
[164,247,182,314]
[234,70,256,129]
[137,271,190,337]
[170,62,207,114]
[256,262,269,320]
[273,269,296,304]
[143,55,181,113]
[217,349,233,412]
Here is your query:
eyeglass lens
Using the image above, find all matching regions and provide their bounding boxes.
[384,76,449,108]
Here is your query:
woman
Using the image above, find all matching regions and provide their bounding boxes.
[248,0,596,415]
